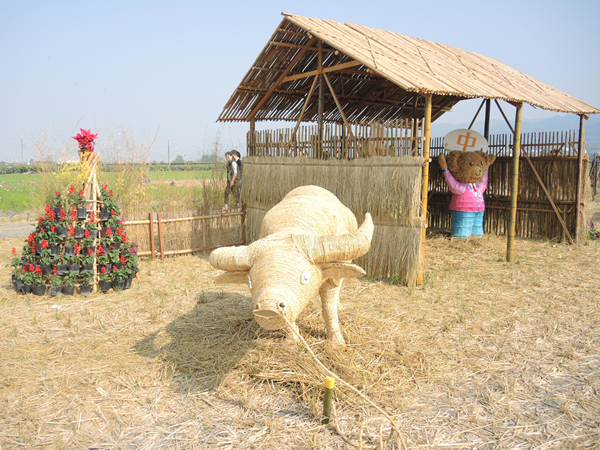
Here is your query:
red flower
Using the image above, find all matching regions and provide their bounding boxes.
[101,267,107,274]
[40,228,45,233]
[12,247,17,256]
[46,207,55,220]
[60,209,66,220]
[112,266,117,272]
[71,210,77,221]
[97,245,105,255]
[51,225,56,233]
[84,229,91,238]
[71,128,98,152]
[102,185,108,191]
[54,191,60,197]
[79,189,84,197]
[116,226,124,235]
[108,189,113,197]
[41,240,49,249]
[120,255,126,265]
[53,267,57,276]
[110,245,114,250]
[68,226,75,237]
[75,243,80,254]
[38,216,43,224]
[122,235,127,243]
[22,267,28,273]
[111,209,116,216]
[35,265,42,275]
[27,233,34,242]
[90,211,96,223]
[105,227,112,236]
[87,248,93,256]
[130,247,135,255]
[68,185,74,195]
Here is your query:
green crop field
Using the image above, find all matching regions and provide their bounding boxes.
[0,170,226,214]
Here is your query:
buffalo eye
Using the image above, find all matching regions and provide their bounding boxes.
[470,162,474,166]
[301,270,311,284]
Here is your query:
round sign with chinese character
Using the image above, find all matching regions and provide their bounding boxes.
[444,129,488,153]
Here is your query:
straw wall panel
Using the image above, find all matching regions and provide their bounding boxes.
[241,156,423,285]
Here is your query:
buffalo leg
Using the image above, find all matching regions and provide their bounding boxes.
[319,280,345,345]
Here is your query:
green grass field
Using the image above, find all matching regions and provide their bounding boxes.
[0,171,226,214]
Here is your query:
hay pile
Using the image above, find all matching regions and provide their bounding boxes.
[1,202,599,448]
[242,156,423,285]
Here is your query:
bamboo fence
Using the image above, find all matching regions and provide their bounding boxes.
[122,209,245,259]
[248,119,424,159]
[241,155,424,285]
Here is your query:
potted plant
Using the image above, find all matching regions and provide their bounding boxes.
[112,225,125,251]
[109,245,121,269]
[64,227,76,256]
[101,223,113,240]
[99,266,112,293]
[97,245,111,274]
[46,226,62,256]
[50,191,62,216]
[63,273,77,296]
[67,185,88,220]
[39,240,54,275]
[55,255,68,276]
[85,213,99,239]
[80,271,94,296]
[50,267,63,296]
[64,252,79,275]
[74,221,85,239]
[72,128,97,155]
[30,264,46,296]
[21,264,35,294]
[112,264,127,291]
[10,247,23,291]
[81,246,95,272]
[55,208,69,237]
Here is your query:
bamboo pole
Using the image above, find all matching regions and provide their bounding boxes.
[92,168,98,294]
[484,99,491,140]
[417,94,432,287]
[506,103,523,262]
[322,73,359,151]
[575,114,586,246]
[241,204,247,245]
[157,212,165,259]
[149,213,155,259]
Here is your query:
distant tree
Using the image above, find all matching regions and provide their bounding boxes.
[173,155,185,164]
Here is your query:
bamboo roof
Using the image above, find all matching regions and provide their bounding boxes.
[218,13,599,124]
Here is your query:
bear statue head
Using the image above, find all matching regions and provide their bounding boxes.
[446,150,496,183]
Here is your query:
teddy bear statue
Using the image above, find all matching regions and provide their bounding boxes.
[438,149,496,238]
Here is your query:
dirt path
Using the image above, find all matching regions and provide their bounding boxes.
[0,222,33,239]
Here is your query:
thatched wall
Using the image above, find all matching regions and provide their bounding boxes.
[241,156,423,285]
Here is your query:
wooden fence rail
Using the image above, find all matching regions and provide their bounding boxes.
[122,207,246,258]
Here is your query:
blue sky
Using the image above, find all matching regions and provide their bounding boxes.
[1,0,599,162]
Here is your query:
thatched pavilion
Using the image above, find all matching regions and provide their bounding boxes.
[218,13,599,285]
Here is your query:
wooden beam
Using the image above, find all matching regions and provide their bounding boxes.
[248,38,316,120]
[282,60,363,83]
[507,103,523,262]
[484,99,491,140]
[322,73,359,149]
[269,41,336,52]
[292,75,319,138]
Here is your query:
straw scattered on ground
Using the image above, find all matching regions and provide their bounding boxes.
[1,203,600,449]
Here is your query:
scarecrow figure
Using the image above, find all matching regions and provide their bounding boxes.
[438,129,496,238]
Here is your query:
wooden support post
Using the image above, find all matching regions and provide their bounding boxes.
[318,75,324,158]
[484,99,491,141]
[575,114,586,246]
[149,212,155,259]
[507,103,523,262]
[157,212,165,259]
[417,94,432,287]
[249,119,255,156]
[292,75,319,152]
[241,204,247,245]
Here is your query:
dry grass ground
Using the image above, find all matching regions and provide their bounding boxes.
[1,203,599,449]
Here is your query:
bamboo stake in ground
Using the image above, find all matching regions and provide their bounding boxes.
[149,213,155,259]
[157,212,165,260]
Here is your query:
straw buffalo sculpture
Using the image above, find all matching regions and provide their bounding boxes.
[209,185,373,345]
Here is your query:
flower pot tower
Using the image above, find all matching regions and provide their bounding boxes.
[9,129,139,296]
